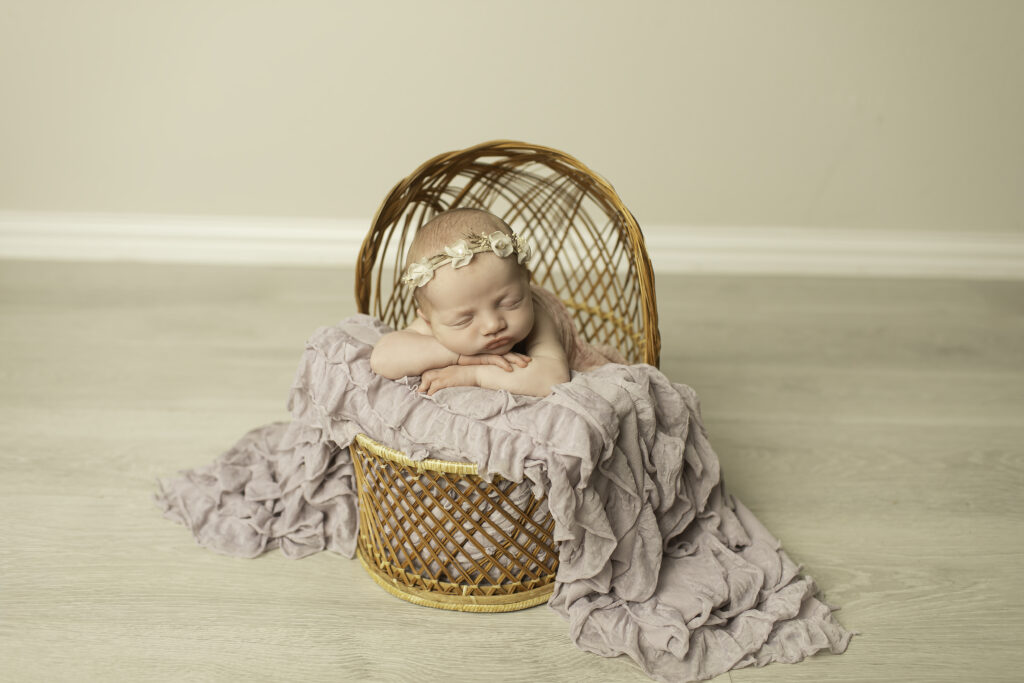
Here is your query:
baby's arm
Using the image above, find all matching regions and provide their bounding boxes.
[371,318,531,379]
[419,304,570,397]
[369,325,458,379]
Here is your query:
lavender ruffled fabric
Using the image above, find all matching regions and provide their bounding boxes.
[156,315,851,682]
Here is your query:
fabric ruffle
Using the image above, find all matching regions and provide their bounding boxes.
[156,314,851,682]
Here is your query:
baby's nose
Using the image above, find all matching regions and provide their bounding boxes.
[482,313,506,334]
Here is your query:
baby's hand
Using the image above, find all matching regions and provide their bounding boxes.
[419,365,480,396]
[457,352,532,373]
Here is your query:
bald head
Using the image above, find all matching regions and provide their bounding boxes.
[406,208,529,308]
[406,208,513,266]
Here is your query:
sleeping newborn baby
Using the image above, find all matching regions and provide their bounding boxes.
[370,208,578,397]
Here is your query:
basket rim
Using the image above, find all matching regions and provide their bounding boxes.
[353,433,479,476]
[357,550,554,613]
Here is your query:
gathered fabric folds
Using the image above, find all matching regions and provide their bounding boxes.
[156,315,851,682]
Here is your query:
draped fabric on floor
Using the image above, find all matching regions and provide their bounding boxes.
[157,315,851,682]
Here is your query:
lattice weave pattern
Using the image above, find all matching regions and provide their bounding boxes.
[350,436,558,609]
[356,140,660,366]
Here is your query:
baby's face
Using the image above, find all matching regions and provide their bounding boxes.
[417,253,534,357]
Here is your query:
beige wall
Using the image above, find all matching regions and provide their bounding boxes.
[1,0,1021,232]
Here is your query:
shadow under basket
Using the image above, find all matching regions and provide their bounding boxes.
[350,434,559,612]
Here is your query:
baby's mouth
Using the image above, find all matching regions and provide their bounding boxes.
[484,337,513,351]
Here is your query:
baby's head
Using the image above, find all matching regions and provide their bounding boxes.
[404,208,534,357]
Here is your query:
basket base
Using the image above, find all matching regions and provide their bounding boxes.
[357,550,554,613]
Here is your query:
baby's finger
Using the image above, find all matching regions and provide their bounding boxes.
[505,353,531,367]
[475,354,512,371]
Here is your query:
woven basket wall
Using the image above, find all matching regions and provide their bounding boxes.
[353,140,660,612]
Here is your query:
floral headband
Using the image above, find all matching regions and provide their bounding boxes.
[402,230,532,289]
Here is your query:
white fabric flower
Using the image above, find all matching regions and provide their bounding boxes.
[444,240,474,269]
[515,236,532,265]
[404,261,434,288]
[488,231,514,258]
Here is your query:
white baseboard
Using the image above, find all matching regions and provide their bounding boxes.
[642,224,1024,280]
[1,211,1022,280]
[0,212,367,266]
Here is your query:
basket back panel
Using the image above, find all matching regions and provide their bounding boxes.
[356,143,660,366]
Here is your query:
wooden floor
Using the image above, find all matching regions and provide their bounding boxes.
[1,259,1021,682]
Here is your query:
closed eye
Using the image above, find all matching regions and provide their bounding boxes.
[500,297,523,309]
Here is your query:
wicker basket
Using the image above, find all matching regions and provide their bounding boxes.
[353,140,660,612]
